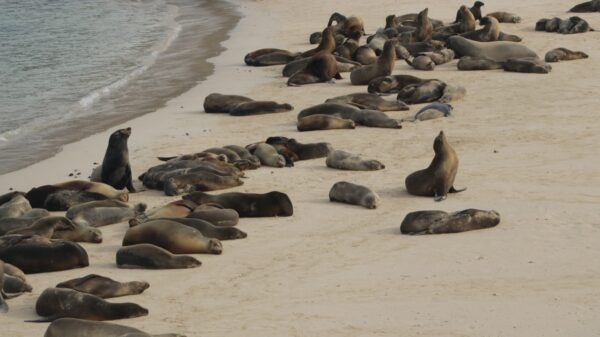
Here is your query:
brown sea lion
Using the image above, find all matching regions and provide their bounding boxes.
[203,93,293,116]
[297,103,402,129]
[66,200,146,228]
[53,181,128,202]
[400,209,500,234]
[569,0,600,12]
[497,32,523,42]
[244,48,300,66]
[329,181,380,209]
[326,150,385,171]
[545,48,589,62]
[30,287,148,322]
[448,36,537,62]
[455,1,484,22]
[0,192,31,219]
[503,57,552,74]
[329,13,365,37]
[246,143,286,168]
[163,171,244,196]
[147,200,197,218]
[4,273,32,294]
[44,318,186,337]
[367,74,426,94]
[282,55,359,77]
[457,56,504,70]
[436,5,476,39]
[414,8,434,42]
[297,115,356,131]
[325,93,409,111]
[183,191,293,217]
[223,145,261,168]
[334,31,362,59]
[56,274,149,299]
[186,204,239,227]
[116,244,201,269]
[405,131,466,201]
[487,11,522,23]
[419,49,455,65]
[288,51,341,86]
[8,216,102,243]
[266,137,334,160]
[122,220,222,255]
[143,218,247,240]
[350,40,396,85]
[0,260,9,312]
[460,16,500,42]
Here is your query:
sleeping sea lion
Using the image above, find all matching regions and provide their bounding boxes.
[183,191,293,217]
[56,274,149,298]
[329,181,380,209]
[116,244,201,269]
[400,209,500,234]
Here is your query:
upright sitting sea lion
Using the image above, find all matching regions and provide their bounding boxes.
[92,128,135,192]
[56,274,149,299]
[545,48,589,62]
[436,5,476,39]
[287,51,341,86]
[283,55,359,77]
[116,244,201,269]
[400,209,500,234]
[460,16,500,42]
[301,27,337,58]
[329,181,380,209]
[350,40,396,85]
[203,93,293,116]
[183,191,293,217]
[448,36,537,62]
[414,8,433,42]
[454,1,485,23]
[44,318,185,337]
[503,57,552,74]
[326,150,385,171]
[52,181,128,202]
[487,11,522,23]
[297,115,356,131]
[397,79,447,104]
[367,74,426,94]
[409,103,453,121]
[569,0,600,12]
[30,287,148,322]
[325,93,409,111]
[405,131,466,201]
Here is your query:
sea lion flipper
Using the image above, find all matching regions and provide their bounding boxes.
[25,314,61,323]
[125,165,136,193]
[449,186,467,193]
[0,298,7,313]
[334,72,342,80]
[434,194,447,202]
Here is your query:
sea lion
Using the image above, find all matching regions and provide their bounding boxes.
[183,191,293,217]
[297,103,402,129]
[325,93,409,111]
[0,210,52,235]
[94,128,135,192]
[4,273,32,294]
[401,41,445,56]
[536,16,594,34]
[408,103,453,121]
[437,5,476,38]
[247,143,286,168]
[487,11,522,23]
[244,48,300,66]
[53,181,128,202]
[57,274,149,299]
[326,150,385,171]
[146,200,197,218]
[0,236,89,274]
[283,56,359,77]
[413,8,433,42]
[0,192,31,219]
[186,204,239,227]
[353,45,378,65]
[123,220,222,255]
[203,93,293,116]
[25,185,108,211]
[397,79,447,104]
[141,218,246,240]
[457,56,504,70]
[44,318,185,337]
[405,131,466,201]
[400,209,500,234]
[503,57,552,74]
[116,244,201,269]
[223,145,261,168]
[545,48,589,62]
[497,32,523,42]
[448,36,537,62]
[66,200,146,228]
[0,260,9,312]
[460,16,500,42]
[455,1,484,22]
[569,0,600,12]
[418,49,455,65]
[405,55,436,70]
[164,171,244,196]
[327,13,365,38]
[350,40,396,85]
[287,51,341,86]
[297,115,356,131]
[300,26,337,58]
[30,287,148,322]
[334,31,362,59]
[8,216,103,243]
[329,181,380,209]
[367,74,426,94]
[266,137,334,160]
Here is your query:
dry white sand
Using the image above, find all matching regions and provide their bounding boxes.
[3,0,600,336]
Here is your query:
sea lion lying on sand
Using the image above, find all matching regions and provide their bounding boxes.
[329,181,380,209]
[204,93,293,116]
[569,0,600,12]
[298,103,402,128]
[545,48,589,62]
[401,209,500,234]
[326,150,385,171]
[183,191,293,217]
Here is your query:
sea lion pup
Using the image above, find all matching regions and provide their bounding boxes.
[350,39,396,85]
[246,143,286,168]
[536,16,594,34]
[400,209,500,234]
[545,48,589,62]
[56,275,149,299]
[287,51,341,86]
[143,218,247,240]
[66,200,146,228]
[91,128,136,192]
[7,216,103,243]
[353,46,378,65]
[457,56,504,70]
[406,103,453,122]
[266,137,334,160]
[487,11,522,23]
[0,192,31,219]
[164,171,244,196]
[405,131,466,201]
[244,48,300,66]
[30,287,148,322]
[0,236,89,273]
[123,220,223,255]
[328,13,365,38]
[297,115,356,132]
[397,79,447,104]
[460,16,500,42]
[325,93,409,111]
[53,180,128,202]
[4,273,32,294]
[454,1,485,23]
[186,204,239,227]
[405,54,436,70]
[503,57,552,74]
[367,74,427,94]
[116,243,201,269]
[44,318,186,337]
[183,191,293,217]
[569,0,600,12]
[203,93,293,116]
[326,150,385,171]
[329,181,380,209]
[448,36,537,62]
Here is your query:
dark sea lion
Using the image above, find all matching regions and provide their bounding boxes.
[244,48,300,66]
[283,55,359,77]
[301,27,337,58]
[536,16,594,34]
[164,171,244,196]
[460,16,500,42]
[25,185,108,211]
[545,48,589,62]
[287,51,341,86]
[405,131,465,201]
[367,74,426,94]
[353,45,378,65]
[400,209,500,234]
[144,218,246,240]
[66,200,146,228]
[116,243,201,269]
[0,192,31,219]
[326,150,385,171]
[328,13,365,37]
[397,79,447,104]
[448,36,537,62]
[203,93,293,116]
[267,137,334,160]
[455,1,485,23]
[457,56,504,70]
[503,57,552,74]
[298,102,362,119]
[94,128,135,192]
[183,191,293,217]
[8,216,102,243]
[297,103,401,129]
[56,274,149,299]
[329,181,380,209]
[186,204,239,227]
[569,0,600,12]
[297,115,356,131]
[30,287,148,322]
[437,5,476,39]
[334,31,362,59]
[0,236,89,274]
[401,41,445,56]
[44,318,186,337]
[350,40,396,85]
[497,31,523,42]
[325,93,409,111]
[123,220,222,254]
[53,181,128,202]
[487,11,522,23]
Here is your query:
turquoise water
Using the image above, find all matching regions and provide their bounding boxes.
[0,0,238,174]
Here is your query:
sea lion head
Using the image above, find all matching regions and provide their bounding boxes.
[208,239,223,255]
[128,280,150,293]
[116,302,149,319]
[419,8,429,21]
[474,1,485,8]
[363,193,380,209]
[433,130,447,153]
[108,127,131,147]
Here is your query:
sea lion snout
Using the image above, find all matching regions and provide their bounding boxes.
[208,239,223,255]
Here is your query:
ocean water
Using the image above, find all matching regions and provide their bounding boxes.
[0,0,238,175]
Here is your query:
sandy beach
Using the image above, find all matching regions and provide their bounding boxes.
[3,0,600,336]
